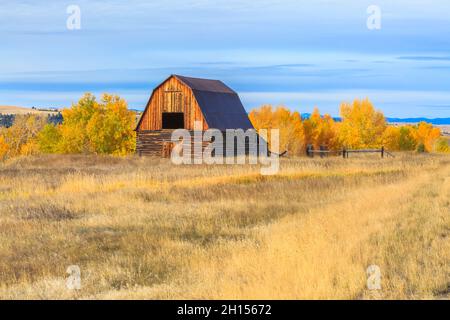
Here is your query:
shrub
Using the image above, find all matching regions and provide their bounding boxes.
[416,143,426,153]
[434,138,450,153]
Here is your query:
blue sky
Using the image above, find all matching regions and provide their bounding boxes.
[1,0,450,117]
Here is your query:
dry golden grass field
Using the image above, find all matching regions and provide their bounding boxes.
[0,154,448,299]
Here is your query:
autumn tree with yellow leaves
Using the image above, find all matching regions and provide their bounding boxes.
[302,107,339,150]
[1,95,446,161]
[249,105,305,155]
[411,122,441,152]
[381,126,401,150]
[37,123,62,154]
[249,98,445,155]
[0,114,46,159]
[338,98,386,148]
[38,93,136,155]
[0,135,8,160]
[382,125,418,151]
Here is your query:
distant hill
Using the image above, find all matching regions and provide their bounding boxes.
[0,105,59,115]
[300,113,450,125]
[0,106,62,128]
[385,117,450,125]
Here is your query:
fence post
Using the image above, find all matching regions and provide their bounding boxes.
[306,144,315,158]
[319,145,325,158]
[381,146,384,158]
[342,147,346,159]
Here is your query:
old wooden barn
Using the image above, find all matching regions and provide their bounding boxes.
[135,75,257,157]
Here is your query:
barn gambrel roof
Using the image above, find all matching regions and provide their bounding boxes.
[136,75,254,131]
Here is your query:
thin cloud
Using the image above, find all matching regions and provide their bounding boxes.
[397,56,450,61]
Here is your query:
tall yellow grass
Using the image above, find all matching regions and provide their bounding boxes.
[0,154,448,299]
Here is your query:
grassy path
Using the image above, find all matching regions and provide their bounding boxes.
[0,155,448,299]
[128,161,448,299]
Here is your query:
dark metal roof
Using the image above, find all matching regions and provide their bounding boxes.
[190,90,253,130]
[174,75,236,94]
[175,75,254,131]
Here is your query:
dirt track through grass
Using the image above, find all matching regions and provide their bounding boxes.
[0,154,448,299]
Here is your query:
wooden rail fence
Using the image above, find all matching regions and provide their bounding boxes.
[306,145,395,158]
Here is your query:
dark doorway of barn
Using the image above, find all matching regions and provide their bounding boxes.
[162,112,184,129]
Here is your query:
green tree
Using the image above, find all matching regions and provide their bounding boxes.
[398,126,416,151]
[38,124,62,153]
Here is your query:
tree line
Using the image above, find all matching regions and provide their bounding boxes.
[0,113,62,128]
[0,94,135,160]
[0,94,448,161]
[249,99,448,155]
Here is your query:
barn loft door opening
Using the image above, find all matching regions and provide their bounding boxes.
[162,112,184,129]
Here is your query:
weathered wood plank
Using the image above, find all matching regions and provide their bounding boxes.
[137,76,208,131]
